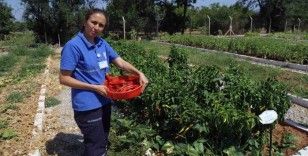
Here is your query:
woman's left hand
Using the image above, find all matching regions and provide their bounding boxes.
[139,72,149,92]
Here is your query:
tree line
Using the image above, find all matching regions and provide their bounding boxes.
[0,0,307,44]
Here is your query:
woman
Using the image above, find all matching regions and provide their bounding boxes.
[59,8,148,156]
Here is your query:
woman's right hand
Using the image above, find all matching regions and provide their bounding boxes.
[93,84,108,97]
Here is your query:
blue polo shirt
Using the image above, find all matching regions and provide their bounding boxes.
[60,32,119,111]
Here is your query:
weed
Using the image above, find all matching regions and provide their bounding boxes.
[1,103,18,113]
[45,97,61,108]
[0,120,8,129]
[6,91,25,103]
[281,133,297,149]
[0,54,17,74]
[0,128,17,140]
[12,47,29,56]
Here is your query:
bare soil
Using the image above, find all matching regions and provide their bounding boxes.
[0,66,45,155]
[272,123,308,155]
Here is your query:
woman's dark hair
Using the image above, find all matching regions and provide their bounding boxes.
[81,8,108,32]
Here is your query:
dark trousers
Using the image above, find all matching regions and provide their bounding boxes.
[74,104,111,156]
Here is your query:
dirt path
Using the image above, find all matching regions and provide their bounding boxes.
[35,47,84,155]
[39,87,83,156]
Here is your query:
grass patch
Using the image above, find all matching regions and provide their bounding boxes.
[0,120,8,129]
[6,91,25,103]
[11,46,30,56]
[0,54,17,76]
[2,31,35,47]
[45,97,61,108]
[0,128,17,140]
[0,33,52,90]
[1,103,18,113]
[17,63,46,79]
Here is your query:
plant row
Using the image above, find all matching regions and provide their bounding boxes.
[108,40,291,155]
[160,34,308,65]
[0,32,53,141]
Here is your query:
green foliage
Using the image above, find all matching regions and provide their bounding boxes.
[0,32,51,89]
[22,0,87,44]
[245,138,263,156]
[128,29,137,40]
[239,0,308,31]
[188,3,254,34]
[304,34,308,40]
[173,0,197,34]
[14,44,51,80]
[45,97,61,108]
[106,0,156,34]
[281,133,297,149]
[0,128,17,140]
[0,54,17,76]
[109,40,291,155]
[284,0,308,23]
[12,21,28,32]
[6,91,25,103]
[272,132,297,155]
[245,32,260,37]
[1,103,18,113]
[110,112,155,155]
[158,2,182,34]
[3,31,35,47]
[198,26,208,35]
[223,146,244,156]
[270,32,307,41]
[258,78,290,120]
[0,0,14,39]
[0,120,8,129]
[168,45,188,69]
[161,34,308,64]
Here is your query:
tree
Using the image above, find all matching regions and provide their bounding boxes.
[283,0,308,31]
[237,0,286,32]
[0,0,14,39]
[49,0,87,44]
[174,0,197,34]
[22,0,52,43]
[22,0,91,44]
[105,0,156,37]
[12,21,28,32]
[103,0,198,35]
[187,3,254,35]
[158,1,181,34]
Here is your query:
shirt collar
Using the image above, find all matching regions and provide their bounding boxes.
[78,32,103,48]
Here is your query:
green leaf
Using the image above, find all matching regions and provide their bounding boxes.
[0,129,17,140]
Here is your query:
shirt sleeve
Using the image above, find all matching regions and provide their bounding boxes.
[104,41,119,63]
[60,42,80,71]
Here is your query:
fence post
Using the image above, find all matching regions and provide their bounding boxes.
[250,16,253,32]
[298,18,302,32]
[284,19,287,32]
[207,15,211,35]
[156,15,160,37]
[122,16,126,40]
[225,16,234,36]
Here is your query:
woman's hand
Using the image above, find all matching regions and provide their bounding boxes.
[139,72,149,92]
[112,57,149,92]
[93,84,108,97]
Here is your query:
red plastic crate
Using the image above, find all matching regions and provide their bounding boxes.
[105,75,142,100]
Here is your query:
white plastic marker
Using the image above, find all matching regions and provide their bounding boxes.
[259,110,278,156]
[259,110,278,125]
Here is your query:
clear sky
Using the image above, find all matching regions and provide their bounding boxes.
[4,0,237,21]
